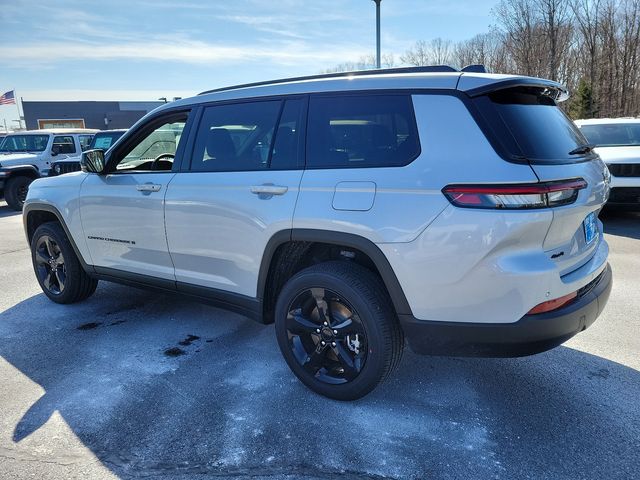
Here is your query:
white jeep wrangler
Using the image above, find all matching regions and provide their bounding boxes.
[0,129,96,210]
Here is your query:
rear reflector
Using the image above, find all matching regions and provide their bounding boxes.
[443,179,587,209]
[527,291,578,315]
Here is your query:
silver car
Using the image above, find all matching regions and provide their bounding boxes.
[23,66,612,400]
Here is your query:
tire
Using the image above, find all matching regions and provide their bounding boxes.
[5,175,33,211]
[275,261,404,400]
[31,221,98,304]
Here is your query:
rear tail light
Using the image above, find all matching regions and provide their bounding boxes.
[527,291,578,315]
[442,179,587,209]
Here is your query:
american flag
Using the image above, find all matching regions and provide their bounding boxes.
[0,90,16,105]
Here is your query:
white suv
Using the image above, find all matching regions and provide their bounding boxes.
[575,118,640,207]
[23,67,612,400]
[0,128,97,209]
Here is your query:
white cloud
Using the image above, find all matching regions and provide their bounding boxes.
[0,37,370,69]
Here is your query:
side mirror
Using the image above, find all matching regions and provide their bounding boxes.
[50,147,59,157]
[81,149,106,174]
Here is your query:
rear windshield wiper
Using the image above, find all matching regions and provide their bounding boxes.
[568,144,595,155]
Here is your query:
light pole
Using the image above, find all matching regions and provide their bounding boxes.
[372,0,381,69]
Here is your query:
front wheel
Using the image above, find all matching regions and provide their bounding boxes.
[31,221,98,304]
[5,175,33,211]
[275,261,404,400]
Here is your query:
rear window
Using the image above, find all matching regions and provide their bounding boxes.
[307,94,420,168]
[579,123,640,147]
[479,87,590,163]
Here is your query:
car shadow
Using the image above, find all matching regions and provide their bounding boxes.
[0,202,21,218]
[601,209,640,240]
[0,284,638,479]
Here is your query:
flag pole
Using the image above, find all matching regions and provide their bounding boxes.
[15,89,25,130]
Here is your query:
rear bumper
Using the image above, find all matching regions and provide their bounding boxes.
[606,187,640,207]
[399,263,612,357]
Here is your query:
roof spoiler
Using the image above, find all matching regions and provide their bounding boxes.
[463,77,570,102]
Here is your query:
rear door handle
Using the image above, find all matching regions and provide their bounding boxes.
[136,183,162,192]
[250,184,288,196]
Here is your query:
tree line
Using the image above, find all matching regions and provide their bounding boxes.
[325,0,640,119]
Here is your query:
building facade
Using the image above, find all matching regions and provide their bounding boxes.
[22,101,165,130]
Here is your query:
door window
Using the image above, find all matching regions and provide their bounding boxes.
[270,98,305,170]
[112,114,188,172]
[307,94,420,168]
[190,99,302,172]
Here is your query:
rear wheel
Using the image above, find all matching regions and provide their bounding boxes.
[31,222,98,304]
[5,175,33,211]
[275,261,404,400]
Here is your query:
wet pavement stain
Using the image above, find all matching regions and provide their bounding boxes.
[164,347,186,357]
[77,322,102,330]
[108,320,127,326]
[178,334,200,346]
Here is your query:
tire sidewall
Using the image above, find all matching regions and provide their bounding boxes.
[275,267,391,400]
[5,176,33,210]
[31,222,83,303]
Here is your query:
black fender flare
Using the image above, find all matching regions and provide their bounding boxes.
[0,164,41,179]
[257,229,413,316]
[23,202,94,273]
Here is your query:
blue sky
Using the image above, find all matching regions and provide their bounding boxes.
[0,0,498,129]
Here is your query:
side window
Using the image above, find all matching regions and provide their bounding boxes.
[270,98,305,170]
[113,113,188,172]
[52,136,76,154]
[79,135,93,151]
[190,100,282,172]
[307,94,420,168]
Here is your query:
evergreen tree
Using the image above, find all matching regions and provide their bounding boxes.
[569,79,597,119]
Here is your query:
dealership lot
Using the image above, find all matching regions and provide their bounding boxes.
[0,201,639,480]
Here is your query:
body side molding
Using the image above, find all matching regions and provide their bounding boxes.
[92,266,263,322]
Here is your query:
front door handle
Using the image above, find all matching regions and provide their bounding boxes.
[136,183,162,192]
[250,184,288,196]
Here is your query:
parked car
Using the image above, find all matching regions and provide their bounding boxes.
[49,129,127,177]
[575,118,640,208]
[23,66,612,400]
[0,128,97,209]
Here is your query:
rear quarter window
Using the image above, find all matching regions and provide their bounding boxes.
[475,87,591,164]
[307,94,421,168]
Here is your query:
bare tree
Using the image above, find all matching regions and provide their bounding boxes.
[322,53,395,73]
[400,38,452,66]
[400,40,432,66]
[324,0,640,118]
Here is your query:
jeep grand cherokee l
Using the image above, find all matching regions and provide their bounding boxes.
[23,66,612,400]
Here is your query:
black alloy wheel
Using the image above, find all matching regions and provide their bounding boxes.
[4,175,33,211]
[285,287,368,385]
[30,222,98,304]
[16,182,29,204]
[275,261,404,400]
[34,235,66,295]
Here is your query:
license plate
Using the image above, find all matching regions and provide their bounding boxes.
[583,212,597,245]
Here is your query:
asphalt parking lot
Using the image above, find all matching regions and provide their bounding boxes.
[0,201,639,480]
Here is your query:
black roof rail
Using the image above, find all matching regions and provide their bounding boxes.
[461,64,487,73]
[198,65,464,96]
